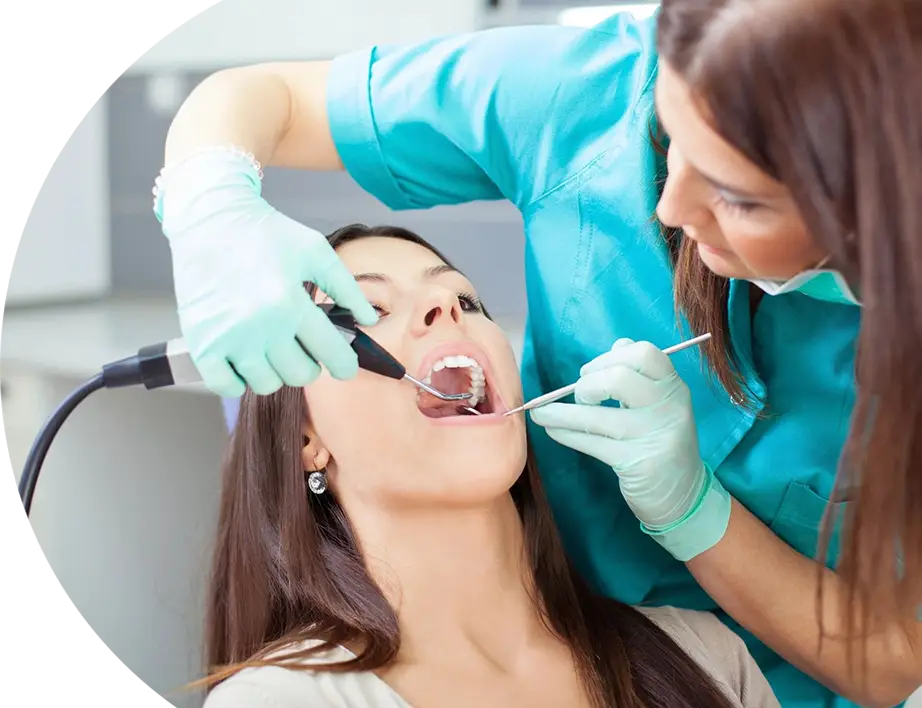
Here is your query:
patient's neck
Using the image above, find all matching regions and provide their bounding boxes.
[347,492,549,666]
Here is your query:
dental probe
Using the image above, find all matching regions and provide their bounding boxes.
[501,333,712,417]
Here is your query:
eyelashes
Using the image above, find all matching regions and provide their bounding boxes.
[457,291,484,313]
[714,193,760,216]
[370,291,484,318]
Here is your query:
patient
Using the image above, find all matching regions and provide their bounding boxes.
[200,224,778,708]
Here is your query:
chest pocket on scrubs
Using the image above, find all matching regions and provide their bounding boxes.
[769,481,848,568]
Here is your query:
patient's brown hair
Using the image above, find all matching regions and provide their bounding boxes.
[199,224,738,708]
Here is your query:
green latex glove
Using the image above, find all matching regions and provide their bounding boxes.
[155,148,377,397]
[529,339,731,561]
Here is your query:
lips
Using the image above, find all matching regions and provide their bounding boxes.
[685,231,729,254]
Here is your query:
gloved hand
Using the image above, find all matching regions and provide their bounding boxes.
[529,338,731,561]
[155,147,378,397]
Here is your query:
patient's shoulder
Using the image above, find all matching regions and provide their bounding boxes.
[636,606,780,708]
[202,642,408,708]
[637,604,739,655]
[201,641,341,708]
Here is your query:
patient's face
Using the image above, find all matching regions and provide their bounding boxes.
[307,236,526,507]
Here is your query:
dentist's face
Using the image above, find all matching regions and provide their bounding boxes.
[654,61,827,281]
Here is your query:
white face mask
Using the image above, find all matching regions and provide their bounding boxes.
[748,257,861,306]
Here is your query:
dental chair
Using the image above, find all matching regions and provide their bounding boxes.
[222,398,240,433]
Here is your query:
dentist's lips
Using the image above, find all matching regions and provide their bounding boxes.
[683,229,730,255]
[413,340,508,424]
[688,235,729,255]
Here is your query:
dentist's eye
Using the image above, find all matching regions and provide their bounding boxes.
[714,193,760,216]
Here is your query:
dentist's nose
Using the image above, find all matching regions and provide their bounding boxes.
[657,144,712,229]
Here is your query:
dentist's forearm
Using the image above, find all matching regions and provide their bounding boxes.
[687,499,922,708]
[164,61,342,170]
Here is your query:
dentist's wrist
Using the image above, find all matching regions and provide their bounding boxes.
[640,462,731,562]
[154,145,265,225]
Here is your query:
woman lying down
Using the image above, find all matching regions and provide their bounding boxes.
[200,224,778,708]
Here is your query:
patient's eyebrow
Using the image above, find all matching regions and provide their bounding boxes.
[353,264,461,284]
[353,273,390,284]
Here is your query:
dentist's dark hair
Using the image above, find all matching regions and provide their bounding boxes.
[197,223,738,708]
[657,0,922,666]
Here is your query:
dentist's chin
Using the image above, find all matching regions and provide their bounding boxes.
[693,240,745,279]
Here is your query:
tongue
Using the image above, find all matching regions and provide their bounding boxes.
[417,368,472,417]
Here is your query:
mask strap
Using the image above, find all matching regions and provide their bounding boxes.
[813,254,832,270]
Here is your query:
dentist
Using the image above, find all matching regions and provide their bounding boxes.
[155,1,922,706]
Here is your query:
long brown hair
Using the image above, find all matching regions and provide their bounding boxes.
[201,224,739,708]
[657,0,922,636]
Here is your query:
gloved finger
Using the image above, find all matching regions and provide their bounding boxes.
[266,338,323,388]
[540,426,636,468]
[230,356,284,396]
[309,246,378,327]
[580,340,675,381]
[574,364,664,409]
[295,296,360,381]
[578,338,634,376]
[196,355,246,398]
[529,401,652,440]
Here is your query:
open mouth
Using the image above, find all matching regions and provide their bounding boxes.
[415,354,499,419]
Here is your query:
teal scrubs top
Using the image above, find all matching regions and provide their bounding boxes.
[326,13,863,708]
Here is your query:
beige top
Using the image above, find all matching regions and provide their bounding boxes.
[203,606,779,708]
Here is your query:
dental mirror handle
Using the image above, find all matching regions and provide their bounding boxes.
[349,329,407,380]
[319,304,471,401]
[319,303,406,380]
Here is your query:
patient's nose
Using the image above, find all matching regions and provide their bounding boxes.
[411,289,462,335]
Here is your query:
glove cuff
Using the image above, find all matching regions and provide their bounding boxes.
[153,145,264,225]
[641,462,731,562]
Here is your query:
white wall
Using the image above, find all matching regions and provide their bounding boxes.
[129,0,482,71]
[6,98,111,306]
[6,1,483,305]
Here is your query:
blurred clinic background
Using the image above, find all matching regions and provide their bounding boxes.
[9,2,915,708]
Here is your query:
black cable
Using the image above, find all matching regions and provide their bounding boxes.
[18,373,105,516]
[16,313,398,517]
[17,340,186,517]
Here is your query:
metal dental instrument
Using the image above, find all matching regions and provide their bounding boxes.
[319,303,472,402]
[502,332,712,417]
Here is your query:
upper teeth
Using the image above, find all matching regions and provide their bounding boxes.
[423,355,486,406]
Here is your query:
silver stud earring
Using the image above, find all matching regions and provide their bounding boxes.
[307,470,328,495]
